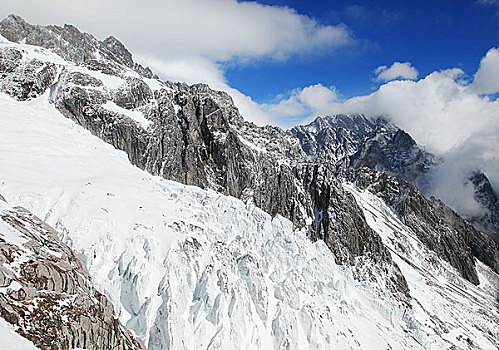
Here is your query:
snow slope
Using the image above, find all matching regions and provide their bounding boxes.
[345,184,499,349]
[0,92,497,349]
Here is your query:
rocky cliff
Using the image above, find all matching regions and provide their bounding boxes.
[0,195,145,350]
[343,167,499,284]
[465,170,499,243]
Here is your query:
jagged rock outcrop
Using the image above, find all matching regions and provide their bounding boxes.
[0,195,145,349]
[344,167,499,284]
[465,170,499,243]
[0,47,57,101]
[0,14,154,79]
[291,114,439,192]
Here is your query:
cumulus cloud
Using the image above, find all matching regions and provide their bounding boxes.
[333,66,499,195]
[373,61,419,82]
[267,84,338,120]
[471,47,499,94]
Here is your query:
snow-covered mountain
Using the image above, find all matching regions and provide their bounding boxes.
[291,114,499,245]
[0,14,498,349]
[291,114,439,191]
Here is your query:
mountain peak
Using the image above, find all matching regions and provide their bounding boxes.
[0,15,154,79]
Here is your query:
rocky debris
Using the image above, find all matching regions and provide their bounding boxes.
[344,167,499,284]
[0,196,145,350]
[464,170,499,243]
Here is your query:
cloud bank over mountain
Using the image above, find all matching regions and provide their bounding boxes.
[273,48,499,215]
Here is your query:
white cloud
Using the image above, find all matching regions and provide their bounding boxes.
[374,61,419,82]
[0,0,353,62]
[135,54,226,89]
[471,47,499,94]
[334,68,499,215]
[263,84,338,126]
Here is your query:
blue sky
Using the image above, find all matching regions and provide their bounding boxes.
[225,0,499,102]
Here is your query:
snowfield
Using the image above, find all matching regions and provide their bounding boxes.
[0,91,498,349]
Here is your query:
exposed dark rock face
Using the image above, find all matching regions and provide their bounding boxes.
[344,167,499,284]
[0,196,145,350]
[464,170,499,243]
[51,71,400,277]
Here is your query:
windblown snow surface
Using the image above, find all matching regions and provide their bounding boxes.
[0,92,498,349]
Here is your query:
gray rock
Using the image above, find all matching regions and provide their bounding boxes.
[0,14,153,79]
[0,47,57,100]
[113,77,153,110]
[0,198,145,350]
[464,170,499,243]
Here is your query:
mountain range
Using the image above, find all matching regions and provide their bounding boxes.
[0,14,497,349]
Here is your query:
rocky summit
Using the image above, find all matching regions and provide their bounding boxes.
[0,14,498,350]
